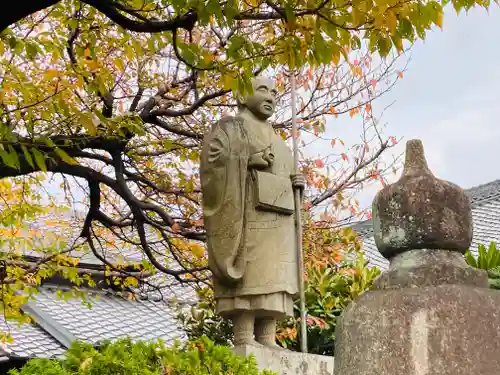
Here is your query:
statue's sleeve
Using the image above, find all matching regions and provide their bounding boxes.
[200,117,249,283]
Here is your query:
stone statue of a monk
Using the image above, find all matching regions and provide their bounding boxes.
[200,77,305,348]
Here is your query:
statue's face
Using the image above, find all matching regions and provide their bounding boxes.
[242,78,277,120]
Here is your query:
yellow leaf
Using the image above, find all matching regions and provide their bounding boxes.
[386,10,397,33]
[114,58,125,72]
[435,11,443,29]
[203,54,215,64]
[332,50,340,66]
[44,69,59,80]
[190,244,205,259]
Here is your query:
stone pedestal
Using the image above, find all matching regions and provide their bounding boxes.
[233,345,334,375]
[334,269,500,375]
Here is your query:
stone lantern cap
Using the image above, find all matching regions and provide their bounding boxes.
[372,139,473,260]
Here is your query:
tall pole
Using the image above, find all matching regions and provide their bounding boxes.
[290,71,308,353]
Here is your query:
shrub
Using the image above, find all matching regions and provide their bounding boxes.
[177,227,380,355]
[465,241,500,289]
[9,337,275,375]
[177,286,233,346]
[276,252,380,355]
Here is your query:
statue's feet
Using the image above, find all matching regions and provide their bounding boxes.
[255,339,286,350]
[234,338,263,347]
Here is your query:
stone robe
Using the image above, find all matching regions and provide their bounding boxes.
[200,115,299,318]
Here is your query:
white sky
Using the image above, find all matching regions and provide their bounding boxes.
[328,4,500,209]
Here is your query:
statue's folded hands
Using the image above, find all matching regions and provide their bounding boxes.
[248,151,270,169]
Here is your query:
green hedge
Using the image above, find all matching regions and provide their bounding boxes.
[9,337,275,375]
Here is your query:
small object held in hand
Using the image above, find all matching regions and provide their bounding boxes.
[291,173,306,191]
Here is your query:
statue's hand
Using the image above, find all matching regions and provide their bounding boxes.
[291,173,306,191]
[249,152,270,169]
[262,147,274,165]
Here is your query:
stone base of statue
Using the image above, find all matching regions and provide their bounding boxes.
[233,344,334,375]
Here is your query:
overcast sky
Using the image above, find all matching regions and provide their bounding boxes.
[45,6,500,213]
[326,4,500,209]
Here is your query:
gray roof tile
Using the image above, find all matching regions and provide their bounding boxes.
[355,179,500,270]
[29,287,186,346]
[0,317,65,359]
[0,285,188,360]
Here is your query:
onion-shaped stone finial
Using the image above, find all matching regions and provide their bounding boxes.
[372,139,473,260]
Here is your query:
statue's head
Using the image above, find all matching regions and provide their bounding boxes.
[238,77,277,120]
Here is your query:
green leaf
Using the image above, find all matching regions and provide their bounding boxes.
[25,42,38,60]
[54,147,78,165]
[7,145,19,168]
[78,112,97,136]
[32,148,47,171]
[20,145,34,168]
[464,250,477,268]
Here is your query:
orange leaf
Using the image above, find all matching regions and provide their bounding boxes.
[397,71,404,79]
[171,222,181,233]
[365,103,371,113]
[315,159,324,168]
[331,138,336,147]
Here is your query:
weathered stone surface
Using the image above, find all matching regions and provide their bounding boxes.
[233,344,334,375]
[333,285,500,375]
[372,139,473,259]
[372,249,488,290]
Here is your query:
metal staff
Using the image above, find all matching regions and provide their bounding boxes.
[290,71,308,353]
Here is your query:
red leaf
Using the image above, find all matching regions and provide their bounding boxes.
[370,79,377,88]
[341,153,348,161]
[315,159,324,168]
